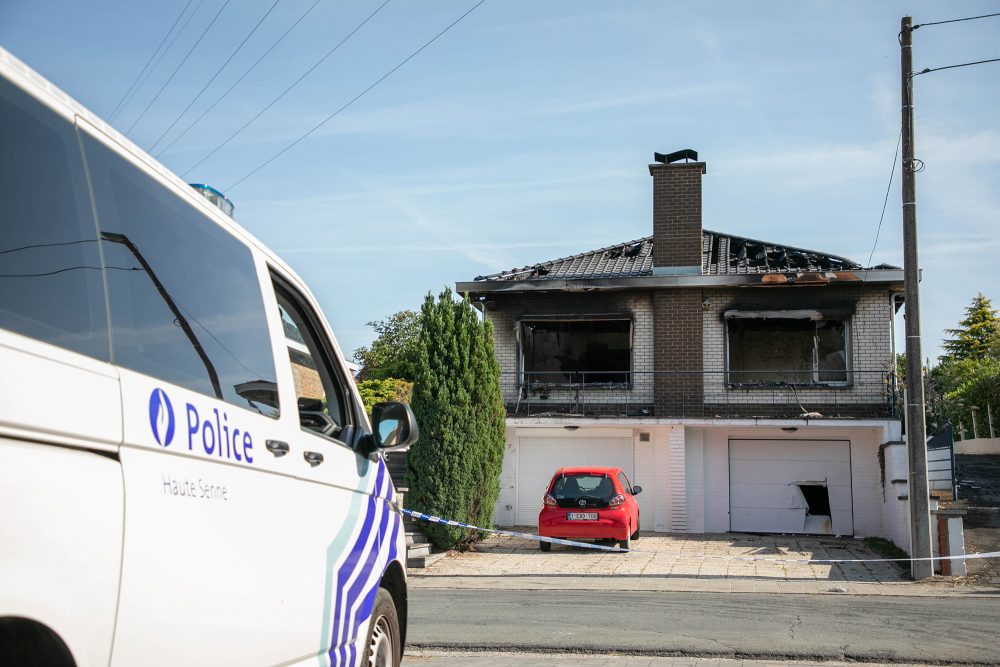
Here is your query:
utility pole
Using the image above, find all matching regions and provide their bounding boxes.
[900,16,933,580]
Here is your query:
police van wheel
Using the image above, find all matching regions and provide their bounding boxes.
[365,588,400,667]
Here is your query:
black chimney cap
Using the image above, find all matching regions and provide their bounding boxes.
[654,149,698,164]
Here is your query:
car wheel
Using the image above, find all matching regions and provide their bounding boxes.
[631,516,640,540]
[620,530,631,551]
[539,540,551,552]
[364,588,401,667]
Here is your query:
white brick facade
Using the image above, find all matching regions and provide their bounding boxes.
[484,282,905,544]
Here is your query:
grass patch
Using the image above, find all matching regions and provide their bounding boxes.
[864,537,911,576]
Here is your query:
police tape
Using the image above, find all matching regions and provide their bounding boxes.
[399,507,626,552]
[398,506,1000,563]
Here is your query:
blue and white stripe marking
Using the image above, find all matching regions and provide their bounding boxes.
[318,458,401,667]
[399,507,1000,563]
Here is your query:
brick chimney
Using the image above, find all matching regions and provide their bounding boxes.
[649,150,707,275]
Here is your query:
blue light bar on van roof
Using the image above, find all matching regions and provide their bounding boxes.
[189,183,235,218]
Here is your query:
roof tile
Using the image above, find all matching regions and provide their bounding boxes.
[474,231,890,282]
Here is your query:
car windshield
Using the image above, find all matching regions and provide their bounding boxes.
[551,474,615,501]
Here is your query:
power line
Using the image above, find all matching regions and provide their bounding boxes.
[125,0,234,137]
[858,131,901,296]
[224,0,489,191]
[178,303,268,380]
[114,0,208,124]
[914,12,1000,28]
[148,0,284,153]
[108,0,194,122]
[153,0,323,159]
[0,266,140,278]
[180,0,393,177]
[0,238,98,255]
[865,130,902,272]
[914,57,1000,76]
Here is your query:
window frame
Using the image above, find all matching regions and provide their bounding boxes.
[517,317,633,388]
[78,125,281,416]
[0,78,111,361]
[550,473,614,500]
[269,271,357,449]
[724,311,852,388]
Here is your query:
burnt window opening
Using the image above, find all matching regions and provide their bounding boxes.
[727,317,849,385]
[797,484,831,516]
[520,319,631,385]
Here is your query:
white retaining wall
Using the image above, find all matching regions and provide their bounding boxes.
[955,437,1000,455]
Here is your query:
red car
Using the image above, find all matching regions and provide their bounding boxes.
[537,466,642,551]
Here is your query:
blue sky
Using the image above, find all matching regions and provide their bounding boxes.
[2,0,997,364]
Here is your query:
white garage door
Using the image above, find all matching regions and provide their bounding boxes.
[729,439,853,535]
[516,436,633,525]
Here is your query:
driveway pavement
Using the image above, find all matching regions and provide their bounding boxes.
[409,529,998,595]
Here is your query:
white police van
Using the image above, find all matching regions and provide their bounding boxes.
[0,46,416,667]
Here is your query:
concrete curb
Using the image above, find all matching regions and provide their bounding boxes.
[407,573,1000,597]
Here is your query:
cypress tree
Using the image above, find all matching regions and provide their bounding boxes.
[405,288,506,549]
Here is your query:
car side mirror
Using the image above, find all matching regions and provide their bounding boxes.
[631,485,642,495]
[370,401,419,451]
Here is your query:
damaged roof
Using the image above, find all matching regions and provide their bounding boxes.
[474,230,894,282]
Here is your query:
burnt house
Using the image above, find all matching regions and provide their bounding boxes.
[457,152,912,545]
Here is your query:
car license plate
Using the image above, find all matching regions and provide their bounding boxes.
[566,512,598,521]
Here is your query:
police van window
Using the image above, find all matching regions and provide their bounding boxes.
[0,78,109,360]
[272,280,349,441]
[80,133,279,418]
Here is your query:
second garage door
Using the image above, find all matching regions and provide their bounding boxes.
[516,435,633,525]
[729,439,853,535]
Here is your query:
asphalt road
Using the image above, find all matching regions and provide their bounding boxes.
[407,589,1000,664]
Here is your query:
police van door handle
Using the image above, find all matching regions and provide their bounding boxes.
[303,450,324,467]
[266,440,289,457]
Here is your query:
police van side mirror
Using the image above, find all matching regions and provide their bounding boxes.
[370,401,419,452]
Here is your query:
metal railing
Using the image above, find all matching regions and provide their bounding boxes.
[502,369,899,420]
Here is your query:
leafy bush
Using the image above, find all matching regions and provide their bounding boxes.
[356,378,413,416]
[353,310,421,381]
[944,357,1000,435]
[405,288,506,550]
[921,294,999,431]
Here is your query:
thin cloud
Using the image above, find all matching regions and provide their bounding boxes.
[921,235,1000,255]
[713,127,1000,189]
[464,7,632,37]
[241,166,630,209]
[278,239,612,255]
[165,81,751,157]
